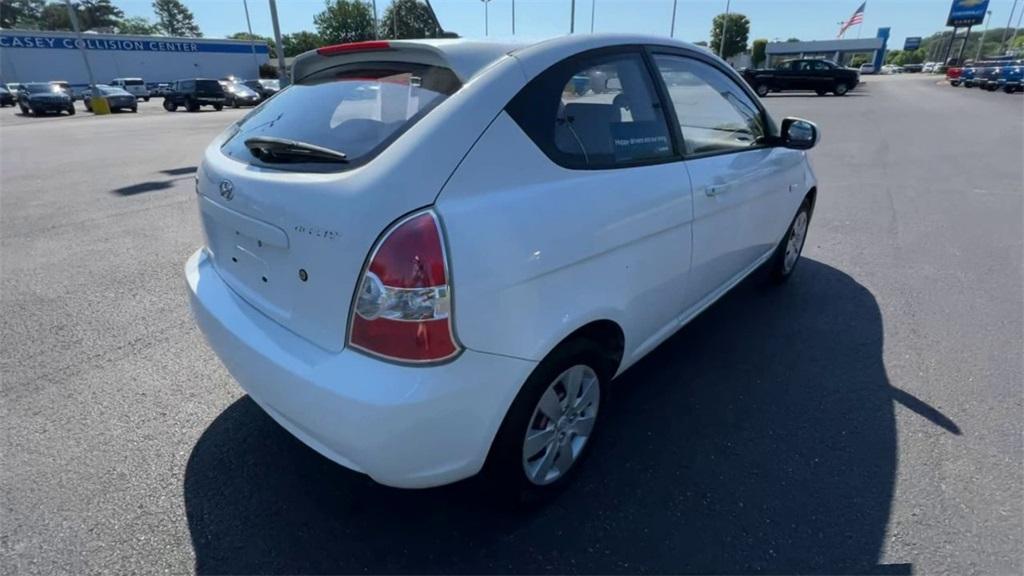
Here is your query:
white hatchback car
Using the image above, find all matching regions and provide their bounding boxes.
[187,34,819,494]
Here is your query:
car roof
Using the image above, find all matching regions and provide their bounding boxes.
[293,34,707,83]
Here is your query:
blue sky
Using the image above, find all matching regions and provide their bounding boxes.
[117,0,1018,48]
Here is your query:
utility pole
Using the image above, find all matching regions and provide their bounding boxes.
[718,0,732,57]
[976,10,992,61]
[1001,0,1021,53]
[372,0,378,39]
[512,0,516,34]
[64,0,105,113]
[570,0,576,33]
[590,0,596,33]
[268,0,287,85]
[481,0,490,36]
[242,0,260,79]
[670,0,677,38]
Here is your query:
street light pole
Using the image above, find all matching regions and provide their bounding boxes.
[570,0,576,33]
[242,0,260,79]
[670,0,678,38]
[718,0,732,57]
[372,0,378,39]
[481,0,490,36]
[975,10,992,61]
[590,0,596,33]
[512,0,516,35]
[63,0,104,113]
[267,0,287,85]
[1000,0,1021,53]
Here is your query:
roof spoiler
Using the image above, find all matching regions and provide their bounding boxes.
[290,40,456,84]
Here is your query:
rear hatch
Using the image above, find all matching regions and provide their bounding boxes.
[196,51,463,351]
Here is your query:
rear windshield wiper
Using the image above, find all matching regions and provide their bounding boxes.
[244,136,348,164]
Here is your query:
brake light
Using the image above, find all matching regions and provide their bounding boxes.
[317,41,391,56]
[349,210,460,363]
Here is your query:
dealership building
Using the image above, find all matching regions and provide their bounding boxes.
[0,30,270,91]
[766,28,891,70]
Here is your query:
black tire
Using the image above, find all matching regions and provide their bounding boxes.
[951,80,961,86]
[815,88,828,96]
[131,106,138,113]
[231,98,240,109]
[143,97,150,102]
[163,99,176,112]
[19,103,28,115]
[833,82,849,96]
[485,338,612,502]
[186,98,199,112]
[67,106,75,115]
[755,83,770,97]
[213,103,223,111]
[32,107,42,117]
[769,197,813,283]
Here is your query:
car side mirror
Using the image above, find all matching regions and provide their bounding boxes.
[780,117,819,150]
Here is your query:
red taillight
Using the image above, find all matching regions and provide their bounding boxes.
[317,41,391,56]
[349,211,459,363]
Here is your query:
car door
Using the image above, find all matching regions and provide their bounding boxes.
[774,61,796,89]
[438,47,695,362]
[811,60,834,90]
[650,51,801,310]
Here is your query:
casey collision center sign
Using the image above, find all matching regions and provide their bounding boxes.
[0,33,269,54]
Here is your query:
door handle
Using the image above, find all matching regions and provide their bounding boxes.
[705,185,724,197]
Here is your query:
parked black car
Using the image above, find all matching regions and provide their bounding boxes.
[83,84,138,113]
[162,78,225,112]
[219,80,261,107]
[17,82,75,116]
[242,78,280,100]
[0,86,15,107]
[742,59,860,96]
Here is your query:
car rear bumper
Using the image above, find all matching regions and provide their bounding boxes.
[186,248,535,488]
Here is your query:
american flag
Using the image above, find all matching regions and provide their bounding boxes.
[837,2,866,38]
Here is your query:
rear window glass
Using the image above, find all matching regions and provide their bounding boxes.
[123,79,144,86]
[222,62,461,172]
[196,80,222,92]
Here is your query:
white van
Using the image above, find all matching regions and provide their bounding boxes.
[110,78,149,101]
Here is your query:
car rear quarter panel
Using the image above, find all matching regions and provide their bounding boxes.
[436,112,695,370]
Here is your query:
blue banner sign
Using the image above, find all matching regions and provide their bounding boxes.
[904,37,922,51]
[947,0,989,27]
[0,33,269,54]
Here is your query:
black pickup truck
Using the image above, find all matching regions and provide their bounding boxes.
[742,59,860,97]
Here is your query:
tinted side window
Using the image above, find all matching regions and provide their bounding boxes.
[653,54,765,156]
[507,51,673,169]
[182,80,194,91]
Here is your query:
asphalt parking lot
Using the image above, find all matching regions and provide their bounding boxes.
[1,75,1021,574]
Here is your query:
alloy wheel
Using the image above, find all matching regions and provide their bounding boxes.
[522,364,600,485]
[783,210,809,274]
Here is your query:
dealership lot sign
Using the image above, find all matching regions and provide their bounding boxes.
[946,0,990,27]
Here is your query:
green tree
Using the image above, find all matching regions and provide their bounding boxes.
[152,0,202,37]
[117,15,161,35]
[314,0,375,44]
[283,31,324,56]
[77,0,123,30]
[751,38,767,67]
[710,12,750,59]
[229,32,276,57]
[380,0,440,39]
[37,2,71,30]
[786,37,800,42]
[0,0,46,29]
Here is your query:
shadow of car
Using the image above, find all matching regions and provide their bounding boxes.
[183,259,955,574]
